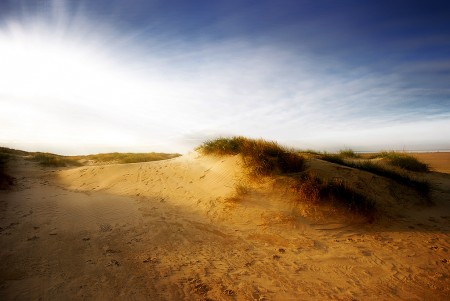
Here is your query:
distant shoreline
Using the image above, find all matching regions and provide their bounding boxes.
[357,150,450,154]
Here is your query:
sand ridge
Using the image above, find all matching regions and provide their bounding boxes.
[1,152,449,300]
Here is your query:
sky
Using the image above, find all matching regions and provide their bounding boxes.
[0,0,449,154]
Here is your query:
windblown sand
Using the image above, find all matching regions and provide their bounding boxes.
[1,152,449,300]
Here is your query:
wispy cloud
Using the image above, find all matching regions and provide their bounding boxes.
[0,1,449,154]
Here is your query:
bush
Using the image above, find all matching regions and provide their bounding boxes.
[198,137,305,176]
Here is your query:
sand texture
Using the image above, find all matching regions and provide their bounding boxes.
[1,152,450,300]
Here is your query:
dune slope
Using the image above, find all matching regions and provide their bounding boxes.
[1,152,449,300]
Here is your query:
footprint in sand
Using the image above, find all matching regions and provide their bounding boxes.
[143,257,159,263]
[189,279,210,296]
[252,290,267,301]
[99,224,112,232]
[106,259,120,267]
[223,289,236,296]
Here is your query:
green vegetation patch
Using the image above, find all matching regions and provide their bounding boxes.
[319,155,430,198]
[198,136,305,176]
[338,149,361,158]
[372,151,429,172]
[351,161,429,197]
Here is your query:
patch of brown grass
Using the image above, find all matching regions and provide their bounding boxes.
[292,173,376,221]
[198,136,305,176]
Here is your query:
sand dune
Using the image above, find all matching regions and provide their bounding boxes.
[1,152,449,300]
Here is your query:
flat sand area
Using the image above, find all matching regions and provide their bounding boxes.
[1,152,449,300]
[410,152,450,173]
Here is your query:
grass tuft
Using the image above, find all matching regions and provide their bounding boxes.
[372,151,429,172]
[299,149,322,156]
[320,153,346,165]
[198,137,305,176]
[293,173,376,220]
[351,161,430,197]
[339,149,361,158]
[323,178,376,218]
[319,154,430,198]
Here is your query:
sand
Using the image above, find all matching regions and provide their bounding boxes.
[410,152,450,174]
[1,152,449,300]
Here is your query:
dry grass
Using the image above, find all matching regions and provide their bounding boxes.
[30,152,181,167]
[0,146,181,167]
[371,151,429,172]
[71,152,181,164]
[28,153,83,167]
[0,147,29,156]
[235,184,250,196]
[198,137,305,176]
[318,152,430,198]
[225,183,251,206]
[0,151,15,189]
[339,149,361,158]
[199,138,376,220]
[293,173,376,221]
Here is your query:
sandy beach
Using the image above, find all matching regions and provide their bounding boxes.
[1,151,449,300]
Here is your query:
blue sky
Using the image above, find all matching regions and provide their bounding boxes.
[0,0,449,154]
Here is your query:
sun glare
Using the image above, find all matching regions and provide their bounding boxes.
[0,24,172,153]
